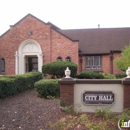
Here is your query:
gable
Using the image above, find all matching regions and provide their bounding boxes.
[0,14,48,38]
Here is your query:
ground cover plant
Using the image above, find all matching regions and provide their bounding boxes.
[48,102,130,130]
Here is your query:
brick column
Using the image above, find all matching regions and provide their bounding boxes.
[58,78,75,106]
[123,78,130,109]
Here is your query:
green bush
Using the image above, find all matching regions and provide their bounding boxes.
[34,79,60,98]
[115,73,127,79]
[76,71,104,79]
[0,77,17,98]
[95,106,112,119]
[42,61,77,78]
[101,73,115,79]
[0,72,42,99]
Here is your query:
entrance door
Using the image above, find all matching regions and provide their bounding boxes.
[28,57,38,72]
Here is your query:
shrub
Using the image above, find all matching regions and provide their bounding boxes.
[115,73,127,79]
[76,71,104,79]
[0,72,42,99]
[0,77,17,98]
[112,108,130,122]
[117,108,130,120]
[42,61,77,78]
[101,73,115,79]
[34,79,60,98]
[95,106,112,119]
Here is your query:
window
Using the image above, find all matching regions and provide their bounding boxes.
[86,56,101,69]
[66,56,71,62]
[1,58,5,72]
[57,56,62,61]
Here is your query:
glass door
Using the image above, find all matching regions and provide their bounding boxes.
[28,57,38,72]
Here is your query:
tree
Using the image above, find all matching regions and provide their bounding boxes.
[115,45,130,71]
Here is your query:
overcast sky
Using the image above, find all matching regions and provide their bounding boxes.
[0,0,130,35]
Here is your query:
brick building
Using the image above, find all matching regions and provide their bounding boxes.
[0,14,130,75]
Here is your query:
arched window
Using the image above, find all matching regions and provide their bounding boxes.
[66,56,71,62]
[1,58,5,72]
[57,56,62,61]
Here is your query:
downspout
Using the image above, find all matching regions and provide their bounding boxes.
[49,26,52,62]
[79,50,83,72]
[110,51,114,74]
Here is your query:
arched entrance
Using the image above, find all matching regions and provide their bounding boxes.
[16,39,43,74]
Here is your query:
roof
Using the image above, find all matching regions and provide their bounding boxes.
[59,28,130,54]
[1,14,130,55]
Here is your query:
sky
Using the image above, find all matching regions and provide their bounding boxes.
[0,0,130,35]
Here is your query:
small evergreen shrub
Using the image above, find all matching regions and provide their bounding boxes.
[42,61,77,78]
[115,73,127,79]
[76,71,104,79]
[34,79,60,98]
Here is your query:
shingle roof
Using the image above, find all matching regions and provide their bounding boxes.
[59,28,130,54]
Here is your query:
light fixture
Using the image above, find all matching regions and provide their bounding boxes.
[27,31,32,35]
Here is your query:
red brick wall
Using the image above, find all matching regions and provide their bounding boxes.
[51,29,79,65]
[123,85,130,108]
[0,15,78,75]
[60,84,74,106]
[102,55,111,74]
[78,56,87,73]
[113,52,122,75]
[123,79,130,109]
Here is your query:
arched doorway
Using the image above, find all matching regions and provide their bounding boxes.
[16,39,43,74]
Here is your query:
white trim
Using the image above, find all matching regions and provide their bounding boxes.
[15,51,18,74]
[18,39,43,74]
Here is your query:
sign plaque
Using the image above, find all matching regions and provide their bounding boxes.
[82,91,114,105]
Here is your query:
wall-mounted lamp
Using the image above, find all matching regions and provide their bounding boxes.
[27,31,32,35]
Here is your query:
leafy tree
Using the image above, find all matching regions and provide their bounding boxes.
[115,45,130,70]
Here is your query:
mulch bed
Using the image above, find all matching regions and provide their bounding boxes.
[0,89,122,130]
[0,89,66,130]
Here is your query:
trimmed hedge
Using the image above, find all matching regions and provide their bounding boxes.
[42,61,77,78]
[76,71,104,79]
[0,72,42,99]
[115,73,127,79]
[34,79,59,98]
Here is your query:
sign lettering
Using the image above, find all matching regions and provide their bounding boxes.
[82,91,114,105]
